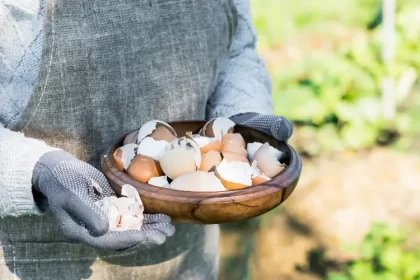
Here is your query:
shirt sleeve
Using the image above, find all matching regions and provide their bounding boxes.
[0,0,58,217]
[206,0,274,119]
[0,124,60,217]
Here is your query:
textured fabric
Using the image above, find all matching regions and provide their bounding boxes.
[231,113,294,141]
[206,0,273,119]
[0,0,275,279]
[33,150,175,251]
[1,0,237,279]
[0,124,59,217]
[0,0,44,127]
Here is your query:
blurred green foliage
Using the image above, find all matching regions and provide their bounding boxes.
[251,0,420,156]
[327,223,420,280]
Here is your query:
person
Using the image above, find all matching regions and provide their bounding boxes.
[0,0,293,279]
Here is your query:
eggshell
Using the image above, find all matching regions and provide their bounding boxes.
[200,150,222,171]
[221,152,249,164]
[137,136,169,161]
[222,133,245,147]
[215,160,253,190]
[111,197,135,216]
[253,143,286,177]
[112,149,124,171]
[159,148,197,179]
[112,143,137,171]
[188,133,222,153]
[148,176,170,188]
[251,175,270,186]
[151,125,177,142]
[221,141,248,157]
[199,117,235,139]
[127,155,161,183]
[246,142,264,161]
[169,171,226,192]
[137,120,177,143]
[119,215,143,230]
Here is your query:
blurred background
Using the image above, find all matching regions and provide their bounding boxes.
[218,0,420,279]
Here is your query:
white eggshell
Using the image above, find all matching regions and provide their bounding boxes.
[246,142,263,161]
[137,120,176,143]
[159,148,197,179]
[169,171,226,192]
[119,215,143,230]
[215,159,253,186]
[137,136,169,161]
[108,205,120,229]
[148,176,170,188]
[121,184,144,216]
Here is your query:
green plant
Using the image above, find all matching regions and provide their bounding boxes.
[327,223,420,280]
[251,0,420,156]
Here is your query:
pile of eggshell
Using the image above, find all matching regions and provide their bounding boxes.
[112,117,287,192]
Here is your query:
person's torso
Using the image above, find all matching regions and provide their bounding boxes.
[0,0,237,279]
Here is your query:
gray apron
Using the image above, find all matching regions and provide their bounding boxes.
[0,0,237,279]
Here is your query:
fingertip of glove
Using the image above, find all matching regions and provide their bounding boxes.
[271,117,294,141]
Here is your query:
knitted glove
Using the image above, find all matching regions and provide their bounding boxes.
[32,151,175,251]
[230,113,294,141]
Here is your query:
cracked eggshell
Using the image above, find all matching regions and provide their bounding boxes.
[222,152,249,164]
[159,137,201,179]
[112,143,137,171]
[137,136,170,161]
[200,150,223,171]
[108,205,121,229]
[187,132,222,153]
[222,133,245,148]
[121,184,144,215]
[169,171,226,192]
[119,215,143,230]
[199,117,235,139]
[215,159,253,190]
[250,161,271,186]
[148,176,170,188]
[221,141,248,157]
[127,155,162,183]
[246,142,264,161]
[252,143,286,177]
[95,184,144,231]
[137,120,177,143]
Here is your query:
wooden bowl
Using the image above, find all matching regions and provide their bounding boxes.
[101,120,302,224]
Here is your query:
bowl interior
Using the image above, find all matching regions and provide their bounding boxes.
[102,120,300,202]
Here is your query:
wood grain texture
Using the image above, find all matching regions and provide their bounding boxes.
[101,121,302,224]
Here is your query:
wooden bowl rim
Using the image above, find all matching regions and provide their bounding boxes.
[101,120,302,205]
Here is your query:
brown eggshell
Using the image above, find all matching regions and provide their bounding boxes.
[221,152,249,164]
[127,155,161,183]
[222,133,245,147]
[123,131,139,145]
[251,176,270,186]
[200,139,222,154]
[200,150,222,171]
[151,125,177,142]
[257,162,286,178]
[215,169,249,190]
[199,118,235,138]
[221,141,248,157]
[253,143,286,177]
[112,149,124,171]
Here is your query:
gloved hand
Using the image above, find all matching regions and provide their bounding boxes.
[32,150,175,251]
[230,113,294,141]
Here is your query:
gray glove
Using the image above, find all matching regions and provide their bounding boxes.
[32,151,175,251]
[230,113,294,141]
